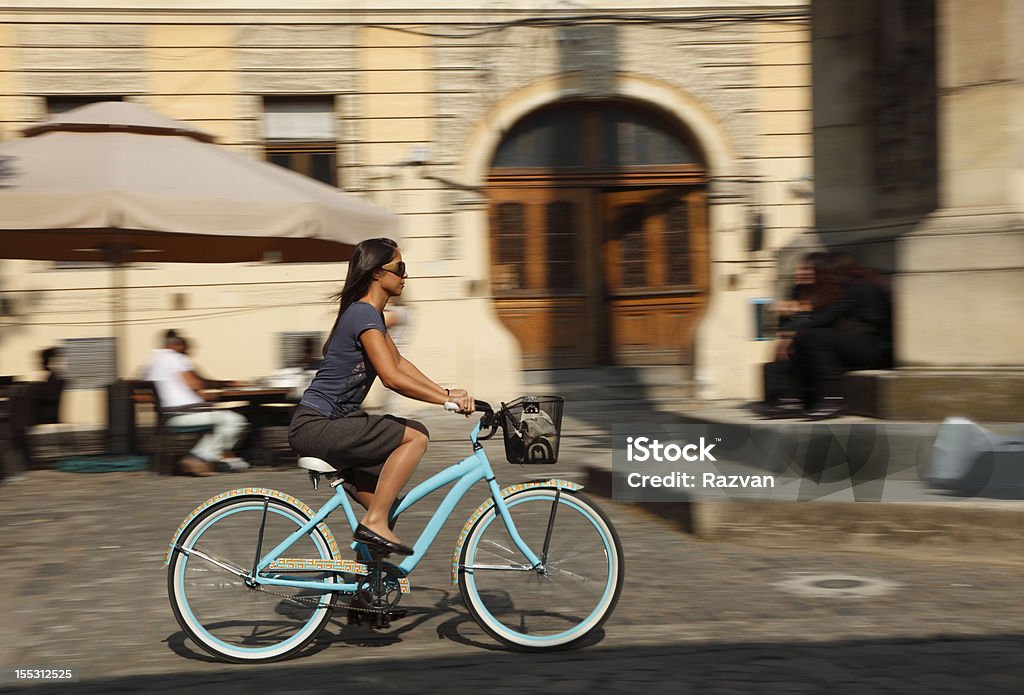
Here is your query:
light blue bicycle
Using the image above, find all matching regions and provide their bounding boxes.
[165,398,624,663]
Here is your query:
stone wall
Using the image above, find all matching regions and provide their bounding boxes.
[0,2,814,419]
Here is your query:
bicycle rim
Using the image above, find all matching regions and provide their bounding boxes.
[168,497,337,663]
[459,489,623,649]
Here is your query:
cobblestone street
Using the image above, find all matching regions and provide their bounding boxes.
[1,413,1023,693]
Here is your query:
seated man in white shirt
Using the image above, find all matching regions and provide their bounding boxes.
[144,330,250,476]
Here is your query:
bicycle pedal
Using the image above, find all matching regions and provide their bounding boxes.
[346,610,390,629]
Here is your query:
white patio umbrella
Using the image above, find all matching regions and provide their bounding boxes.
[0,101,396,263]
[0,102,399,462]
[0,101,398,369]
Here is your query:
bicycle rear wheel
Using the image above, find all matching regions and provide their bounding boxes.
[458,488,623,650]
[168,495,338,663]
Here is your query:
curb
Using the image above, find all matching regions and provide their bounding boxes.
[585,466,1024,560]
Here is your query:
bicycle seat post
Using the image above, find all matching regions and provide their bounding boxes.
[372,551,386,628]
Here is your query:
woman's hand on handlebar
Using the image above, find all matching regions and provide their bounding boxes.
[447,388,475,417]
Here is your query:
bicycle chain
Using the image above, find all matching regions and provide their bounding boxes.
[252,584,390,614]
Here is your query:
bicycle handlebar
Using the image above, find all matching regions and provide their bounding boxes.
[443,400,494,414]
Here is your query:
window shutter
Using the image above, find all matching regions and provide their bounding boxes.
[493,202,526,292]
[546,201,578,292]
[263,99,336,141]
[664,201,692,286]
[62,337,117,390]
[618,204,647,289]
[279,331,324,369]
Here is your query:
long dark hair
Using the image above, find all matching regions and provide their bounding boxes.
[323,237,399,356]
[813,251,879,308]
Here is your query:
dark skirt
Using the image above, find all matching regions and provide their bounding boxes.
[288,405,407,469]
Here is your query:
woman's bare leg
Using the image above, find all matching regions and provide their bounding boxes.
[348,472,376,512]
[347,469,396,529]
[358,424,428,545]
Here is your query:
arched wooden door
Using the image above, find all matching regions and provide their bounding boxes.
[487,102,710,368]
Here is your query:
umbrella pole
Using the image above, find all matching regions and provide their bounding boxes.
[112,258,125,378]
[106,244,136,457]
[103,242,131,378]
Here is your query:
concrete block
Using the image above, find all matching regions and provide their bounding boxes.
[843,370,1024,422]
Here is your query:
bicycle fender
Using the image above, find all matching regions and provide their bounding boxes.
[450,479,583,587]
[164,487,342,567]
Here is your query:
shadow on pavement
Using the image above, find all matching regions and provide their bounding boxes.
[9,633,1023,694]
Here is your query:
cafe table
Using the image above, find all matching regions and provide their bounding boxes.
[205,386,296,466]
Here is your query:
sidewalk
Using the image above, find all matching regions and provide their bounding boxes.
[8,397,1024,562]
[548,399,1024,561]
[367,399,1024,561]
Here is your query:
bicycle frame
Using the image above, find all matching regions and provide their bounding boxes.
[243,420,545,595]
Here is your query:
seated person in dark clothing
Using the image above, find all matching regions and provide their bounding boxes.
[32,347,66,425]
[791,252,893,420]
[762,283,813,405]
[759,252,826,415]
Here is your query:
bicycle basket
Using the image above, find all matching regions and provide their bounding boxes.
[500,395,565,465]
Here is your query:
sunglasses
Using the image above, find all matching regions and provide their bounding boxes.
[380,260,407,278]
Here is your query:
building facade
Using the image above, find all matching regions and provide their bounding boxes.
[808,0,1023,420]
[0,1,812,422]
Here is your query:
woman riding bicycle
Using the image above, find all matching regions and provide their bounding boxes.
[288,237,475,556]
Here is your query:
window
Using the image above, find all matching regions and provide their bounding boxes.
[492,102,698,170]
[491,109,585,169]
[545,202,577,291]
[751,299,775,341]
[263,97,338,187]
[664,201,692,285]
[492,202,527,292]
[279,331,324,369]
[47,95,123,116]
[489,193,585,297]
[601,109,697,167]
[62,337,117,390]
[618,204,648,289]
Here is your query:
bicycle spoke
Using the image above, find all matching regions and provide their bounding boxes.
[169,498,337,662]
[460,491,621,647]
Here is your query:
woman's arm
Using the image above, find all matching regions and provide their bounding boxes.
[386,333,441,393]
[363,329,473,411]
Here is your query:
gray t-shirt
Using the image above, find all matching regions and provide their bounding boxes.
[300,302,387,418]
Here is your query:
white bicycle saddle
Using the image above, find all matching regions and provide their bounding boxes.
[297,456,338,473]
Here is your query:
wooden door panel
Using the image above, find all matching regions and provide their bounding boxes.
[494,297,588,369]
[488,187,593,368]
[611,297,701,364]
[488,183,709,368]
[603,188,709,365]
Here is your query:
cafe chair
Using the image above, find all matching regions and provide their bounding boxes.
[1,387,28,481]
[25,378,79,466]
[129,381,214,476]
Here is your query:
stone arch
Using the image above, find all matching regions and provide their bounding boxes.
[457,73,744,371]
[460,72,739,201]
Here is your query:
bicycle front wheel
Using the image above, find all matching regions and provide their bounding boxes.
[458,488,624,650]
[168,495,338,663]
